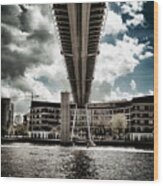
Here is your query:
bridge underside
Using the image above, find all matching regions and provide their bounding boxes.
[53,3,105,107]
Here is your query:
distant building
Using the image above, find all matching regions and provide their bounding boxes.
[87,100,131,141]
[1,98,14,136]
[23,113,30,126]
[29,101,62,139]
[127,96,154,142]
[28,95,154,142]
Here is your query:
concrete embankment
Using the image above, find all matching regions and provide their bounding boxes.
[1,137,153,149]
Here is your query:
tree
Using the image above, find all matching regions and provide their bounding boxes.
[49,126,60,139]
[16,124,28,135]
[111,113,128,139]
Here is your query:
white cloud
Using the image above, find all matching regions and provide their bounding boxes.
[121,2,145,27]
[103,2,145,37]
[26,57,67,83]
[103,86,145,102]
[2,75,63,114]
[139,51,153,60]
[94,35,150,84]
[103,10,127,35]
[1,82,25,99]
[126,14,144,27]
[148,89,154,95]
[1,54,71,114]
[130,79,136,91]
[121,2,144,15]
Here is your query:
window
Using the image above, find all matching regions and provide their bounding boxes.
[139,105,144,110]
[145,120,149,125]
[149,105,154,111]
[149,120,153,125]
[145,106,149,111]
[140,120,144,124]
[143,113,148,118]
[137,113,140,117]
[149,113,153,117]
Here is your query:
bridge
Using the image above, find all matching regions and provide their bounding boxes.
[53,3,106,107]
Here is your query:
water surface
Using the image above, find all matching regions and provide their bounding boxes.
[1,143,154,180]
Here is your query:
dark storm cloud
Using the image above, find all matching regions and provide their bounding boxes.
[1,45,41,79]
[27,30,53,42]
[1,5,21,28]
[19,5,53,32]
[1,4,56,80]
[1,26,13,45]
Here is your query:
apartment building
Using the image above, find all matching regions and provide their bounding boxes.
[28,95,154,142]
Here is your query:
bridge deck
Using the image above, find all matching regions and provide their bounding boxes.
[53,3,106,107]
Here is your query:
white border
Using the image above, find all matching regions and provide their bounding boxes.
[0,0,157,5]
[1,0,163,186]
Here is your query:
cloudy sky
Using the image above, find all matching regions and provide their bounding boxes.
[1,1,154,114]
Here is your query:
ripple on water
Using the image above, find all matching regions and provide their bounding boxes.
[1,143,154,180]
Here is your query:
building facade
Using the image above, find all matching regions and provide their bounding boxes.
[29,101,61,139]
[1,98,14,136]
[127,96,154,141]
[28,95,154,142]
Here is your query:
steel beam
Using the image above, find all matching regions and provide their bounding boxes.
[81,3,91,106]
[53,3,105,107]
[67,4,80,104]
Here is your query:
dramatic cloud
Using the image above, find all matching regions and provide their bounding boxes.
[91,1,154,102]
[121,1,145,27]
[1,2,154,114]
[1,5,62,79]
[94,35,152,84]
[105,88,144,102]
[103,9,127,36]
[1,4,70,113]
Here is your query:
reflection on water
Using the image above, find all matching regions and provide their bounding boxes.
[1,143,154,180]
[63,150,98,179]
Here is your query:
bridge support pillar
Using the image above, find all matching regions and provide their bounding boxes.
[61,92,71,145]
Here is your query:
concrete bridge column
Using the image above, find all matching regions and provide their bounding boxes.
[61,92,70,145]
